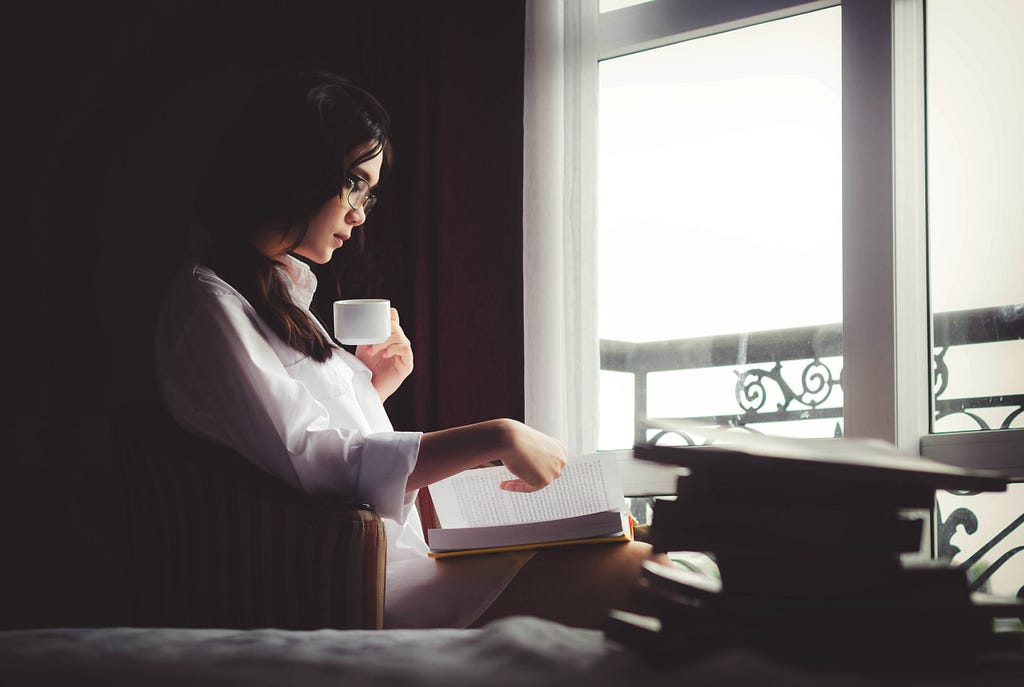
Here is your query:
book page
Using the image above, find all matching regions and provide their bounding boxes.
[428,452,626,529]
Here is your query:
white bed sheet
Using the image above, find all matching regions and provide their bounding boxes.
[1,615,1021,687]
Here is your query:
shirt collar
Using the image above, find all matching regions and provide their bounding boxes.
[277,253,318,308]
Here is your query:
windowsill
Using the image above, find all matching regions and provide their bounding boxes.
[921,429,1024,480]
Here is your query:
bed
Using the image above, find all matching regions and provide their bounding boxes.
[2,615,1022,687]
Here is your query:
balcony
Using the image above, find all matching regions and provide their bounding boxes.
[600,304,1024,446]
[601,304,1024,607]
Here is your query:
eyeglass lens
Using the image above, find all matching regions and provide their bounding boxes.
[346,177,376,213]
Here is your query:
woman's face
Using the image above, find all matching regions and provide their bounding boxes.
[289,149,384,264]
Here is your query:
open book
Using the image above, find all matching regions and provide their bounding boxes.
[425,452,633,558]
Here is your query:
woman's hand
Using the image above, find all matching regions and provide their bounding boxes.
[355,308,413,402]
[494,420,567,493]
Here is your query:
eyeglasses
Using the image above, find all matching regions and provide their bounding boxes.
[341,175,377,215]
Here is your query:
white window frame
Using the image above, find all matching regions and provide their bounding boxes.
[523,0,1024,476]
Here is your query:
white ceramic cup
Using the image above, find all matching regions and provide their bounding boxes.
[333,299,392,345]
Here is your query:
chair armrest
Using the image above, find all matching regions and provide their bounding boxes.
[114,402,386,630]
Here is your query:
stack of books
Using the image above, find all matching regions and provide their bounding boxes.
[604,426,1020,671]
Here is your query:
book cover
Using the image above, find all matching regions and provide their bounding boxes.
[637,418,1009,494]
[649,497,926,554]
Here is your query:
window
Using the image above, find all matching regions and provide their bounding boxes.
[525,0,1023,466]
[925,0,1024,436]
[524,1,1023,586]
[597,6,843,449]
[923,0,1024,609]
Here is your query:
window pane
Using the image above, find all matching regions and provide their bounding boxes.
[597,8,842,449]
[926,0,1024,434]
[600,0,654,12]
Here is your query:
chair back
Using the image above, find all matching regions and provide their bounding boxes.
[113,402,386,629]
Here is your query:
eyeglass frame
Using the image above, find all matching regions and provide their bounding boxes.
[341,174,377,215]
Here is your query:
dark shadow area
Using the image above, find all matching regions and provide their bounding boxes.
[5,0,525,629]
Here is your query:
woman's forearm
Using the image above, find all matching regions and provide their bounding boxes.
[408,418,567,493]
[407,419,511,491]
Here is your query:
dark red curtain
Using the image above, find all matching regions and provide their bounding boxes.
[316,1,527,432]
[8,0,525,628]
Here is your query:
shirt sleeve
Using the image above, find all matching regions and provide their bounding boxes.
[157,287,420,523]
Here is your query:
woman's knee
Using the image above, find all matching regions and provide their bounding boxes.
[472,541,656,629]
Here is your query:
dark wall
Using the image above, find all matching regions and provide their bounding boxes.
[5,0,525,629]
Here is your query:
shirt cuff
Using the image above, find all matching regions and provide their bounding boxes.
[358,431,422,522]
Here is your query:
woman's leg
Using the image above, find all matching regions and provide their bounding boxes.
[470,541,661,630]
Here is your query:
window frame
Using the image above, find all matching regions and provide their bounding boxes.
[892,0,1024,476]
[524,0,1024,476]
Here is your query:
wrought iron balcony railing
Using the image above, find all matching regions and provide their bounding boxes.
[600,304,1024,446]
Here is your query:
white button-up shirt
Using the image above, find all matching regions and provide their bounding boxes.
[156,253,531,628]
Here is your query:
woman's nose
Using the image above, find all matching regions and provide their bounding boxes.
[347,204,367,226]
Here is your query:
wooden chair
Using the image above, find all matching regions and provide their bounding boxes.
[113,402,386,630]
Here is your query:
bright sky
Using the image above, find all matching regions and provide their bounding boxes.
[597,2,1023,342]
[597,7,842,343]
[926,0,1024,313]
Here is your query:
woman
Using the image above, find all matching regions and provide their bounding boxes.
[157,70,655,629]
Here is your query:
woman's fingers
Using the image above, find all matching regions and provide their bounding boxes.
[383,344,412,360]
[364,310,410,357]
[380,335,413,362]
[499,479,539,493]
[354,307,415,402]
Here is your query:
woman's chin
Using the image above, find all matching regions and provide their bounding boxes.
[302,250,334,265]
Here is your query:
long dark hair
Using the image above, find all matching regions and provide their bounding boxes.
[195,70,392,362]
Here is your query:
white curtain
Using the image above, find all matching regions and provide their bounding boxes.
[523,0,599,457]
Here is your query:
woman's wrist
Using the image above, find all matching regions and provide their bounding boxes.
[407,419,515,491]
